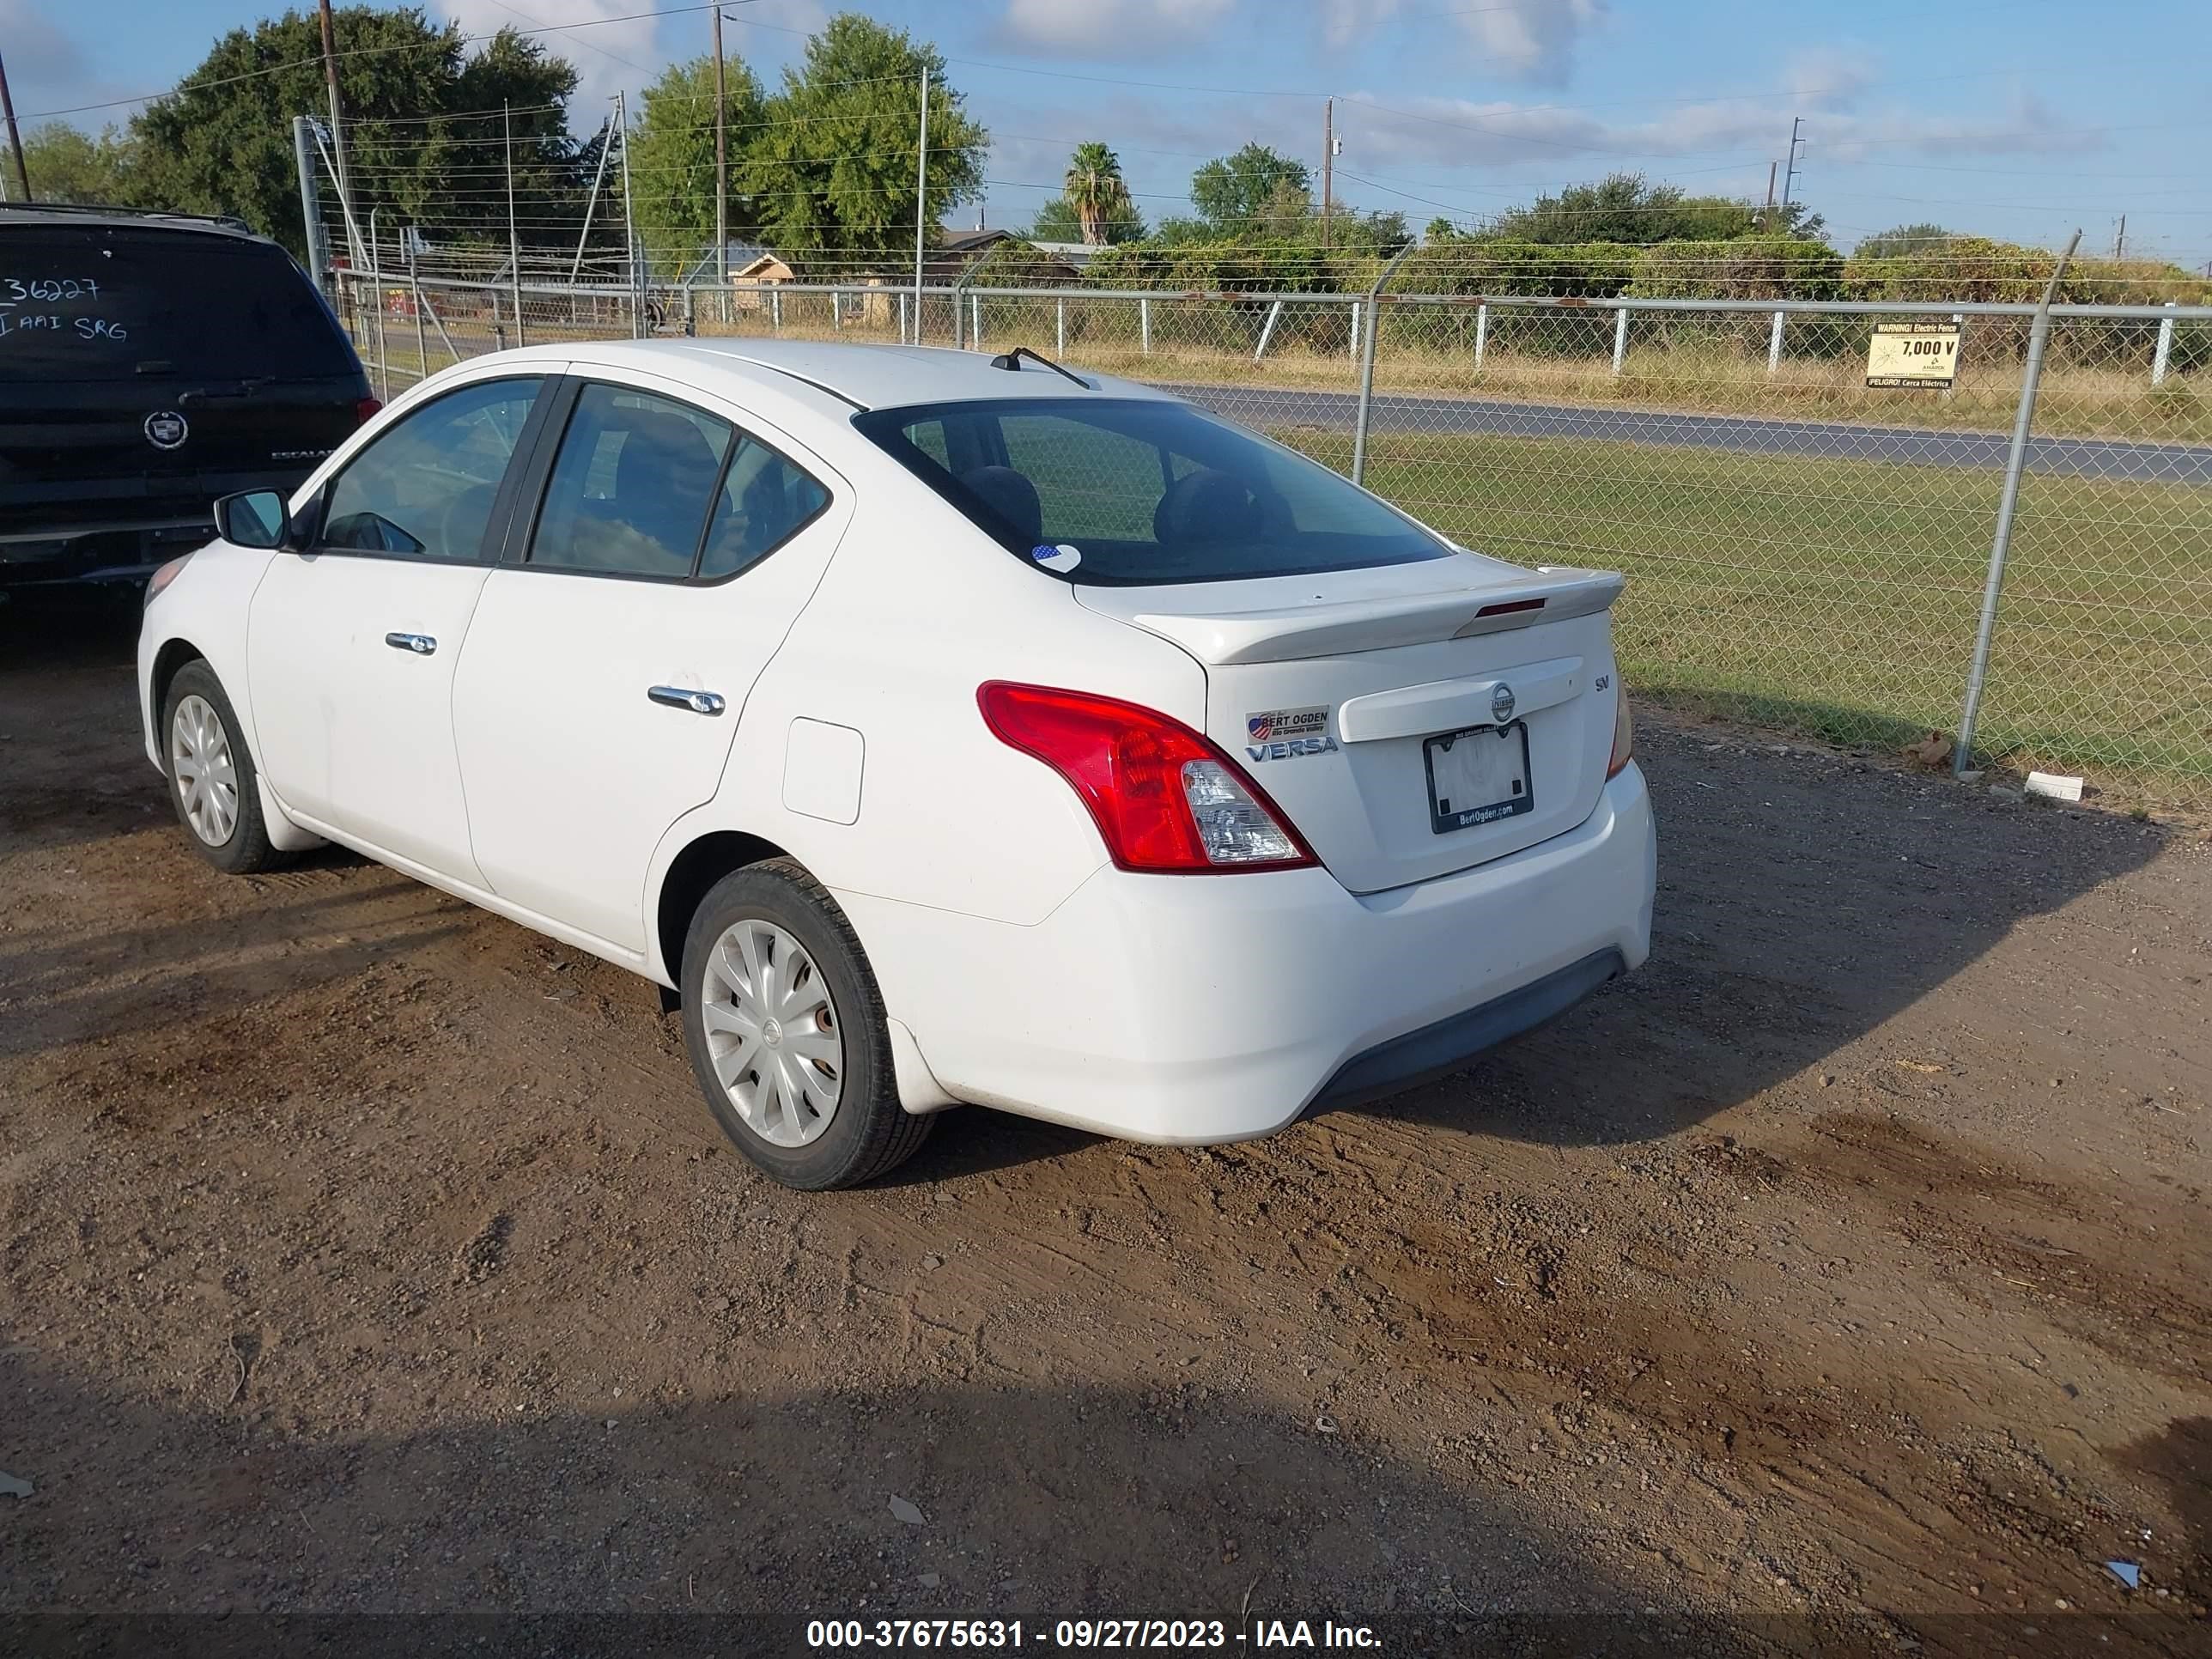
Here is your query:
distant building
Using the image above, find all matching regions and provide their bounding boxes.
[921,228,1086,284]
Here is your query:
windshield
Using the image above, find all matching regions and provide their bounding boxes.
[0,226,357,383]
[851,396,1453,586]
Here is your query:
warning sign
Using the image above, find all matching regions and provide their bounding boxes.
[1867,321,1960,389]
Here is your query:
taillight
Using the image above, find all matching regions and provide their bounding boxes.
[355,396,383,425]
[1607,677,1635,779]
[977,682,1316,874]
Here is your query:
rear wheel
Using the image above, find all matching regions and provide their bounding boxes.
[162,661,289,874]
[679,858,931,1190]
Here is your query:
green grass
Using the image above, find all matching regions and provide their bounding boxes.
[1273,428,2212,801]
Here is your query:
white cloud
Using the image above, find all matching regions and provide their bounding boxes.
[1333,86,2090,187]
[0,0,129,124]
[1782,46,1875,109]
[996,0,1237,56]
[429,0,824,112]
[433,0,662,109]
[1321,0,1606,85]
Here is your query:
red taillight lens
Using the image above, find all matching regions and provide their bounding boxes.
[1606,678,1635,779]
[977,681,1316,874]
[354,396,383,425]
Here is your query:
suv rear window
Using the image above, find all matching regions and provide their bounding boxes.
[0,226,356,383]
[852,397,1452,586]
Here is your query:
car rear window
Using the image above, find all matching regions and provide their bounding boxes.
[0,226,357,383]
[851,396,1452,586]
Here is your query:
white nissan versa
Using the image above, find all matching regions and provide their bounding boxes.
[137,340,1656,1188]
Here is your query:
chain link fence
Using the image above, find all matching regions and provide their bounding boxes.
[335,269,2212,808]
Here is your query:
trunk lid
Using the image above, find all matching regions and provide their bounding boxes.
[1076,556,1626,894]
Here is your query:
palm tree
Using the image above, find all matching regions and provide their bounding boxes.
[1064,143,1132,246]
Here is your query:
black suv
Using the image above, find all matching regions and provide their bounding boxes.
[1,204,375,592]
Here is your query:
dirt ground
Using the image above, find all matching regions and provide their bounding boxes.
[2,594,2207,1657]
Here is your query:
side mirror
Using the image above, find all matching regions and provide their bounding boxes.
[215,489,292,550]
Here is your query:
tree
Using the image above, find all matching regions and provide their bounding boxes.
[1487,172,1823,246]
[17,123,138,205]
[1855,222,1959,259]
[738,14,986,273]
[1333,207,1412,256]
[126,7,582,263]
[1062,142,1139,246]
[1026,198,1083,242]
[1190,143,1311,233]
[629,54,767,276]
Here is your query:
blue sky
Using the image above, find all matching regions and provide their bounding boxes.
[6,0,2208,265]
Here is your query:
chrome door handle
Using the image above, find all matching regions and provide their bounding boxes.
[647,685,726,716]
[384,632,436,656]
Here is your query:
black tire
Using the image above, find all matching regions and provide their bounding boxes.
[679,857,932,1190]
[161,660,290,875]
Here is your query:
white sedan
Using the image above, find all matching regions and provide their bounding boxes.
[138,340,1656,1189]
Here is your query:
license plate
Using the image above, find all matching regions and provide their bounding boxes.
[1424,721,1533,833]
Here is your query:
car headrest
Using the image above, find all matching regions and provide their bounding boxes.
[1153,467,1260,547]
[959,465,1043,545]
[613,410,723,505]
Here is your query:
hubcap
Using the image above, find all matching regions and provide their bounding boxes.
[169,694,240,847]
[698,918,843,1148]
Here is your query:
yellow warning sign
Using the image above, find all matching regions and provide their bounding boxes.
[1867,321,1960,389]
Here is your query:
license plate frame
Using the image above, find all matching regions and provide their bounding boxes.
[1423,720,1534,834]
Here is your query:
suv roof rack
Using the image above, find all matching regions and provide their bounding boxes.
[0,201,257,234]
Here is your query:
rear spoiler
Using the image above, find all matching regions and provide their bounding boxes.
[1114,567,1626,665]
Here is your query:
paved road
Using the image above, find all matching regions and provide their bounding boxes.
[1161,380,2212,483]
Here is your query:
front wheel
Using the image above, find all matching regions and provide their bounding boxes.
[679,858,931,1190]
[161,661,289,874]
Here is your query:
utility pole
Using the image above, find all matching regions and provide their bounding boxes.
[317,0,362,267]
[616,91,641,338]
[912,64,929,343]
[0,48,30,203]
[1321,97,1334,250]
[293,116,333,296]
[712,5,728,294]
[504,102,524,345]
[2112,214,2126,261]
[1762,161,1777,231]
[1779,117,1803,213]
[569,110,613,285]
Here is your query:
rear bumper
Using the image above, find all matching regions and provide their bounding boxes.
[1308,946,1626,1114]
[842,761,1656,1144]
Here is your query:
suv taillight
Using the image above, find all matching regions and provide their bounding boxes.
[977,682,1316,874]
[1607,677,1635,779]
[355,396,383,425]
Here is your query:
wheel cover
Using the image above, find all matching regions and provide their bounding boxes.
[169,694,240,847]
[699,918,844,1148]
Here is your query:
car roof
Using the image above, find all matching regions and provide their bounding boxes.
[0,203,268,243]
[516,338,1170,414]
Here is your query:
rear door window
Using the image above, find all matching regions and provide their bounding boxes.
[527,384,734,579]
[0,226,356,383]
[698,438,830,580]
